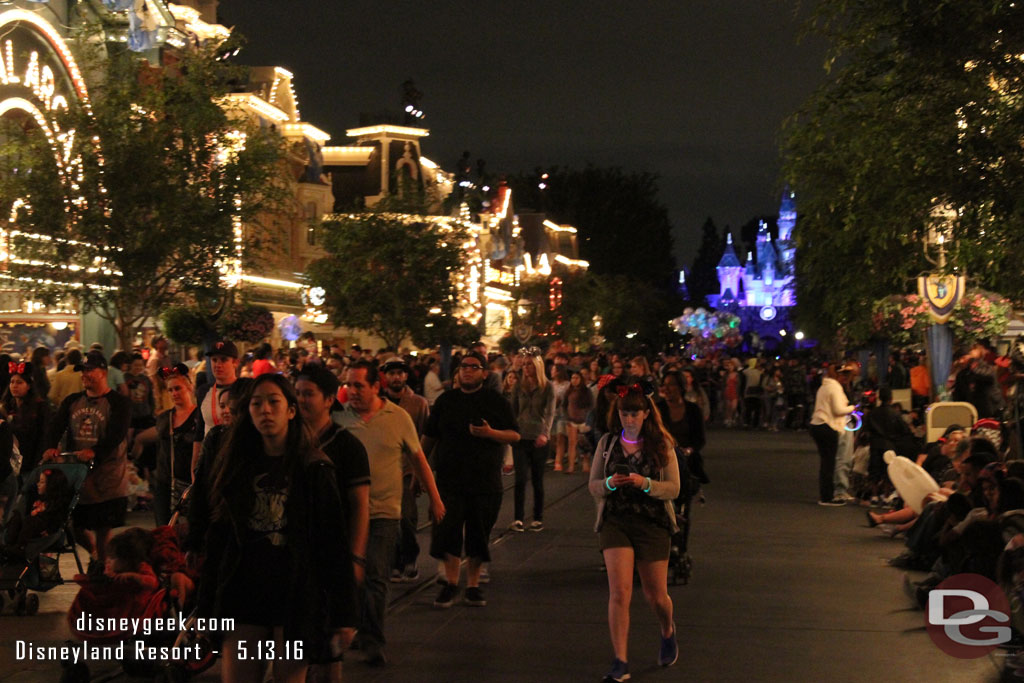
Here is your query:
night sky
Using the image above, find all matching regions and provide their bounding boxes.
[218,1,828,266]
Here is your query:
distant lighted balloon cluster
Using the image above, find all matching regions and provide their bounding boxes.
[671,307,742,354]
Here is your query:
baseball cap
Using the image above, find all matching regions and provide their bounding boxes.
[380,357,410,373]
[81,350,108,371]
[205,340,238,359]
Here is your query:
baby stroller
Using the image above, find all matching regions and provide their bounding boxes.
[62,524,213,683]
[668,448,704,586]
[0,460,91,615]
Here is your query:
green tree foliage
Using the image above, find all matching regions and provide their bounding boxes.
[0,33,288,350]
[509,166,679,290]
[305,209,467,350]
[509,166,682,345]
[781,0,1024,339]
[515,269,678,349]
[687,218,723,306]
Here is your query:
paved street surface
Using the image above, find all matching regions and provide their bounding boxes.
[1,429,1005,682]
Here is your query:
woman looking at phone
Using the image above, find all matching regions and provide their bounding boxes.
[589,383,680,682]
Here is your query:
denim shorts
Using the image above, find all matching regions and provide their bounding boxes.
[599,513,671,561]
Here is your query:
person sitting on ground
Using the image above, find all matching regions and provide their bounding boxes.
[887,447,998,570]
[868,428,970,529]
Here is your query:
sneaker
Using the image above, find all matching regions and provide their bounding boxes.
[364,647,387,667]
[603,658,630,682]
[834,492,856,503]
[529,520,544,532]
[479,567,490,584]
[433,583,458,609]
[817,499,845,507]
[401,566,420,582]
[389,568,404,583]
[509,520,525,532]
[464,586,486,606]
[658,629,678,667]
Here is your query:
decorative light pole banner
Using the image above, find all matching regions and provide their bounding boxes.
[917,274,965,324]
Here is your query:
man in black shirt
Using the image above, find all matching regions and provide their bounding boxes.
[423,352,519,608]
[43,350,131,571]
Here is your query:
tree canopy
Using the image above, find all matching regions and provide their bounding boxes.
[509,166,679,291]
[781,0,1024,340]
[0,33,288,348]
[687,217,722,307]
[305,206,467,350]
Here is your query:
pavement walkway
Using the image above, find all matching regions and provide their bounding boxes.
[1,428,1007,682]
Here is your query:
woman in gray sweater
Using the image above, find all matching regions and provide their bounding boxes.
[509,355,554,532]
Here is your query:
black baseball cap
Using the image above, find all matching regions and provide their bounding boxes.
[205,340,239,359]
[380,357,410,373]
[80,350,108,371]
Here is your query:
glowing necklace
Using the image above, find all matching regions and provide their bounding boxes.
[620,430,643,445]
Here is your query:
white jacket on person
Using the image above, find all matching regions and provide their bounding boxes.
[809,377,854,432]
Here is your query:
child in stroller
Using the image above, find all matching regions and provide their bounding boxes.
[3,468,72,553]
[0,461,88,615]
[65,525,209,682]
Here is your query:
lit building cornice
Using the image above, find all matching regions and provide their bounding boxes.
[221,93,289,123]
[346,124,429,138]
[281,122,330,143]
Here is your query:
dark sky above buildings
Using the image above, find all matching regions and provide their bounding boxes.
[219,1,828,265]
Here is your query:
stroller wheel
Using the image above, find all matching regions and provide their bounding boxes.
[13,592,26,616]
[154,665,188,683]
[25,593,39,615]
[60,662,90,683]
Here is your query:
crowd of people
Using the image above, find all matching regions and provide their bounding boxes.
[6,329,1022,679]
[0,334,721,681]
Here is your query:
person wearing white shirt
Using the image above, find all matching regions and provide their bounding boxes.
[809,363,856,506]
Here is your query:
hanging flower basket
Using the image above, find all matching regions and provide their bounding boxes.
[219,304,275,344]
[865,291,1010,347]
[947,292,1012,345]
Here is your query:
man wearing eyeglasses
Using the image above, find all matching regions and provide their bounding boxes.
[335,360,445,667]
[422,351,520,609]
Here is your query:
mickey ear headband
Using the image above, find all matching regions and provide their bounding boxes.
[616,383,644,399]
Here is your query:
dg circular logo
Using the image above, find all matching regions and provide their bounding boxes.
[926,573,1012,658]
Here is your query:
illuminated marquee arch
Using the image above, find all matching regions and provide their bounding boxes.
[0,8,90,134]
[0,9,91,277]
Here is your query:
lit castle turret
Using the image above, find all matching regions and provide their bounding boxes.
[708,191,796,314]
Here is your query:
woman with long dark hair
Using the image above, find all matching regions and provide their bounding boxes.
[659,370,709,486]
[589,384,681,682]
[2,361,51,475]
[29,347,51,404]
[197,374,355,682]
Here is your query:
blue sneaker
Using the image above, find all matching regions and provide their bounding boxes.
[603,658,630,682]
[658,629,678,667]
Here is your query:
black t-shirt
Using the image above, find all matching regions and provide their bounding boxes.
[245,454,290,552]
[318,422,371,502]
[425,387,517,495]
